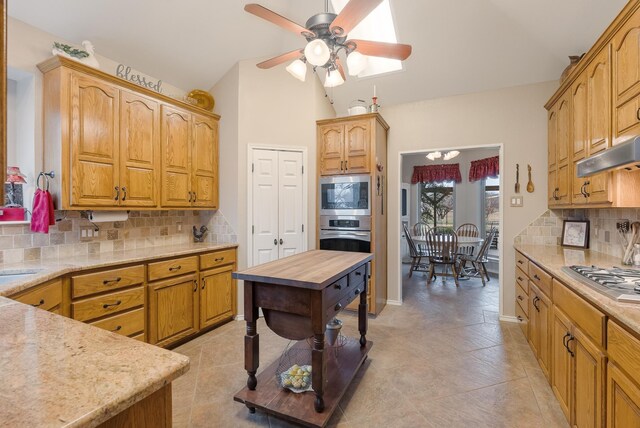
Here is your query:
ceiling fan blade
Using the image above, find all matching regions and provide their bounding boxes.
[330,0,384,37]
[244,4,312,37]
[256,49,303,69]
[348,39,412,60]
[335,57,346,81]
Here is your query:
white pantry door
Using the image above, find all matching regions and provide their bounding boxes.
[251,148,304,265]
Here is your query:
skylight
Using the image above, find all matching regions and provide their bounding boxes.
[331,0,403,78]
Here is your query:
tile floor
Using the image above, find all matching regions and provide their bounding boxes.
[171,268,568,427]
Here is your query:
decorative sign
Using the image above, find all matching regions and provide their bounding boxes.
[116,64,163,93]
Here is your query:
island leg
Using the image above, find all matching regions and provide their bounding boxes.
[312,333,326,413]
[359,263,370,347]
[244,281,259,414]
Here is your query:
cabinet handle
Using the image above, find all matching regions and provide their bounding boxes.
[121,187,127,201]
[355,271,362,276]
[517,295,524,301]
[214,257,225,262]
[111,325,122,332]
[169,265,182,271]
[345,160,348,171]
[517,315,523,322]
[32,299,45,308]
[188,192,192,202]
[114,186,120,201]
[279,238,284,245]
[584,181,590,197]
[103,300,122,309]
[334,283,342,290]
[517,277,524,282]
[636,107,640,122]
[517,260,524,265]
[533,274,540,281]
[354,288,362,295]
[103,277,122,285]
[193,280,197,292]
[334,302,343,311]
[193,192,197,203]
[201,279,205,290]
[532,296,540,312]
[562,332,571,350]
[566,335,575,357]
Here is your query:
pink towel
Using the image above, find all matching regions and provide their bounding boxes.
[30,189,55,233]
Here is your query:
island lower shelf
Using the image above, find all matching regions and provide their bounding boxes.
[234,339,372,428]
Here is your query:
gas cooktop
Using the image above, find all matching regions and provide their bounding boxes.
[562,265,640,304]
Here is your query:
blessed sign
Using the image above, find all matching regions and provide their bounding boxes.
[116,64,163,93]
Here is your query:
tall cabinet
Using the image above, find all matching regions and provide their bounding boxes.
[38,55,219,210]
[316,113,388,315]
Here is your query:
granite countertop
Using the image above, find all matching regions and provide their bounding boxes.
[0,242,238,297]
[515,244,640,334]
[0,296,190,427]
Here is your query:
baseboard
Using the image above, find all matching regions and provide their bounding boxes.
[386,299,402,306]
[499,315,519,323]
[234,315,244,321]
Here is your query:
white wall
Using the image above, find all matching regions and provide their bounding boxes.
[402,147,499,229]
[385,80,557,318]
[212,61,336,314]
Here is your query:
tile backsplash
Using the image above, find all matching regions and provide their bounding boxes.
[0,210,237,265]
[515,208,640,260]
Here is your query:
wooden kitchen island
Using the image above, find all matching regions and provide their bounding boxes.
[233,250,373,428]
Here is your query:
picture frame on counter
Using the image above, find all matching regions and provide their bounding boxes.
[561,220,590,249]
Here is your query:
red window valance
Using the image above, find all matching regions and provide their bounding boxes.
[411,164,462,184]
[469,156,499,182]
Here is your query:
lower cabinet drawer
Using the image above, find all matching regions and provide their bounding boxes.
[553,279,605,346]
[12,279,63,312]
[515,251,529,271]
[516,282,529,317]
[516,267,529,293]
[608,320,640,388]
[72,286,145,322]
[327,286,364,320]
[200,249,236,270]
[148,256,198,282]
[528,262,552,297]
[515,303,528,338]
[90,307,145,337]
[71,265,144,298]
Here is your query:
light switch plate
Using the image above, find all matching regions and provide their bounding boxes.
[510,196,523,207]
[80,225,94,241]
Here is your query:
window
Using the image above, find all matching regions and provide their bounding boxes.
[330,0,403,77]
[418,181,455,231]
[482,176,499,248]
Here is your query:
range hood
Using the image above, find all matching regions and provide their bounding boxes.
[576,136,640,177]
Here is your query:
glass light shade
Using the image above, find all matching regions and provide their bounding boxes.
[443,150,460,161]
[286,59,307,82]
[304,39,331,66]
[426,151,442,161]
[347,51,368,76]
[324,69,345,88]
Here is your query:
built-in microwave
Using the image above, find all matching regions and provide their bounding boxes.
[319,175,371,216]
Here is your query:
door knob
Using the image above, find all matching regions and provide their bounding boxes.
[279,238,284,245]
[274,239,278,246]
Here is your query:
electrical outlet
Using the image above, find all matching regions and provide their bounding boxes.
[177,222,183,232]
[80,225,94,241]
[617,220,630,233]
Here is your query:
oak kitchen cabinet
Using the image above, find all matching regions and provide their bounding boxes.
[11,279,66,316]
[545,1,640,209]
[38,55,219,210]
[607,321,640,427]
[318,118,371,176]
[316,113,389,315]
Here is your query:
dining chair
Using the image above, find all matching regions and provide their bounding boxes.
[424,229,459,286]
[458,228,495,286]
[403,223,429,278]
[456,223,480,257]
[412,222,431,252]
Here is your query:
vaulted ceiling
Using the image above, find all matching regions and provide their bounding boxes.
[9,0,628,114]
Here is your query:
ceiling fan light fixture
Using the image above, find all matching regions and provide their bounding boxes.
[304,39,331,66]
[324,69,345,88]
[346,51,368,76]
[286,59,307,82]
[443,150,460,161]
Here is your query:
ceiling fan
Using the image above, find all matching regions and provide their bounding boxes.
[244,0,412,87]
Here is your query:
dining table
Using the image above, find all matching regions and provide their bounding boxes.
[410,235,484,279]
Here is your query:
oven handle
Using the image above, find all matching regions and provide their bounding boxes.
[319,230,371,242]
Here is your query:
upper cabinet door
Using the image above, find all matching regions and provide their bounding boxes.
[344,120,371,174]
[319,124,344,176]
[161,105,192,207]
[613,10,640,145]
[548,109,558,172]
[191,114,218,208]
[119,90,159,207]
[556,95,571,167]
[70,73,120,206]
[587,47,612,155]
[572,76,588,162]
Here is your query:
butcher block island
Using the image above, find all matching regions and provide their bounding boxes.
[233,250,373,428]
